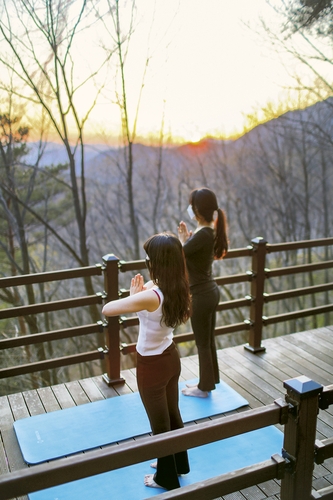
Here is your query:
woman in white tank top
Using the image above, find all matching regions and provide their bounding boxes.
[102,232,191,491]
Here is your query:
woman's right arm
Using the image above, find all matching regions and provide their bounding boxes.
[102,274,159,316]
[178,221,192,245]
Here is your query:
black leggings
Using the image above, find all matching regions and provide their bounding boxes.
[136,342,189,490]
[191,281,220,392]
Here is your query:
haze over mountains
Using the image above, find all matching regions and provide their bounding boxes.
[25,98,332,177]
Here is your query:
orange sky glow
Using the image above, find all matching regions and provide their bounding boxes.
[81,0,304,145]
[18,0,326,147]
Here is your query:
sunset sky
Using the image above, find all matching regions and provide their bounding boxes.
[1,0,321,145]
[87,0,309,144]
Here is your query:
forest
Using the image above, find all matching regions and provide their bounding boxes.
[0,1,333,394]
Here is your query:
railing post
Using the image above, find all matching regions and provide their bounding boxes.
[245,237,267,353]
[102,254,125,386]
[280,376,323,500]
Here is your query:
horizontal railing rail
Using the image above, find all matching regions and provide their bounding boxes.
[0,293,104,320]
[0,264,105,382]
[111,236,333,364]
[0,348,105,378]
[263,304,333,326]
[264,282,333,302]
[315,437,333,464]
[266,238,333,252]
[0,264,103,288]
[266,260,333,278]
[0,322,104,349]
[0,237,332,384]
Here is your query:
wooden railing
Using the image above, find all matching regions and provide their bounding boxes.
[0,265,106,380]
[0,237,332,385]
[104,236,333,383]
[0,375,332,500]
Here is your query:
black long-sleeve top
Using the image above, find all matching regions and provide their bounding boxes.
[182,227,214,287]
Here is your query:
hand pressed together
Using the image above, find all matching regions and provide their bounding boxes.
[177,221,192,245]
[130,274,145,295]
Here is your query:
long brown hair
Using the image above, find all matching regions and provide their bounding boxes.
[143,233,191,328]
[189,187,228,259]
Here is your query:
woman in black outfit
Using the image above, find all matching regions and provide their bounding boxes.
[178,187,228,398]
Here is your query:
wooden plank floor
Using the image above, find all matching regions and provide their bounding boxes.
[1,326,333,500]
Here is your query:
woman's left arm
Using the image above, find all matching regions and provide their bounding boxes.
[181,227,206,256]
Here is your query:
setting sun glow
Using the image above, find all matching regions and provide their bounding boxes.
[83,0,304,145]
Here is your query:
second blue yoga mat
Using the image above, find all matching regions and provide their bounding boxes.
[28,425,283,500]
[14,378,248,464]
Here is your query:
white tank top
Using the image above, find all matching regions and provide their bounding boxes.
[136,287,174,356]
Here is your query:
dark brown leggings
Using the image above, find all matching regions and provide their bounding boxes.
[136,342,189,490]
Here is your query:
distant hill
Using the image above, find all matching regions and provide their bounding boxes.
[24,142,112,168]
[24,98,333,173]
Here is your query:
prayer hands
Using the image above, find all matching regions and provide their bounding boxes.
[130,274,145,295]
[178,220,192,244]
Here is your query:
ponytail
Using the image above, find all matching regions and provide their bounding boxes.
[214,208,228,259]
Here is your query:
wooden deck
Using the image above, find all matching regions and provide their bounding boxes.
[1,326,333,500]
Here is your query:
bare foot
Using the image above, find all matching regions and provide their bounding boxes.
[144,474,165,489]
[182,386,209,398]
[150,461,182,476]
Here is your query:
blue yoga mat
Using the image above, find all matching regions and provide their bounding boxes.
[14,379,248,465]
[28,425,283,500]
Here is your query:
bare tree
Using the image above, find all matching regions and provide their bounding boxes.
[0,1,122,386]
[0,0,117,329]
[0,104,72,387]
[272,0,333,35]
[90,0,141,259]
[90,0,180,259]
